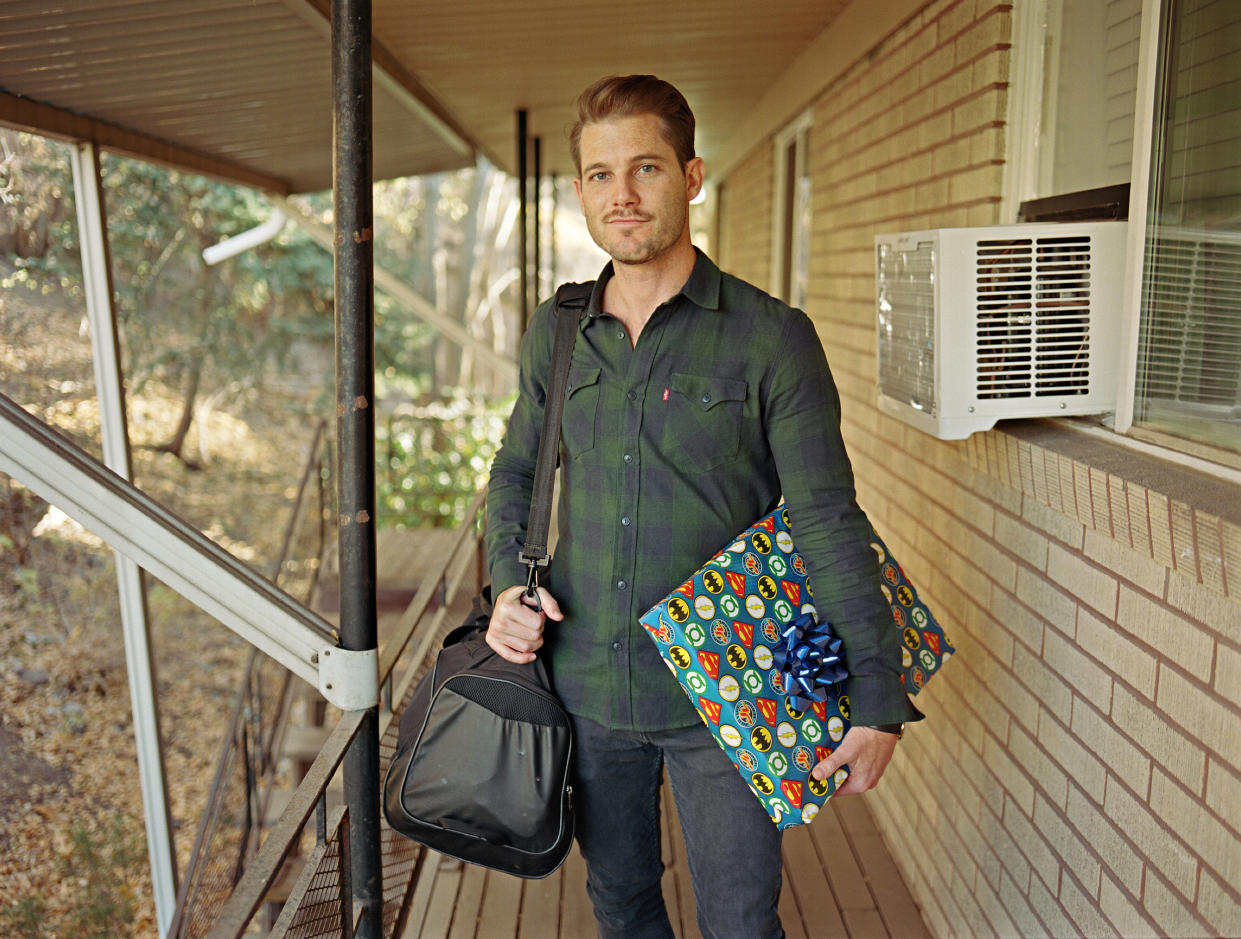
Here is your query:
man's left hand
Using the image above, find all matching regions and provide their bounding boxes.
[810,726,898,796]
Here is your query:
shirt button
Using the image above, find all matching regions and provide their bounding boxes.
[623,453,633,463]
[627,390,637,402]
[612,641,622,651]
[617,580,627,590]
[701,393,711,404]
[617,329,626,340]
[621,516,631,526]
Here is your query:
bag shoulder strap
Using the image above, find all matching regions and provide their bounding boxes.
[518,281,593,588]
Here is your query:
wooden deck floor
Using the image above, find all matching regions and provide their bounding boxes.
[397,780,929,939]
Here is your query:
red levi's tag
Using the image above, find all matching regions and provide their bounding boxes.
[663,388,670,401]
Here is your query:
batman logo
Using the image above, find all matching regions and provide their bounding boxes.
[668,597,691,623]
[750,726,773,752]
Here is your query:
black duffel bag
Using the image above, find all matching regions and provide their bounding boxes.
[382,597,574,879]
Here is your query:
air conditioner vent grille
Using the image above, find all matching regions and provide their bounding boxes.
[975,236,1094,399]
[877,239,937,415]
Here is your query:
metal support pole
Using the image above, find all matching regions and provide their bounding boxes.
[532,136,541,302]
[70,140,179,937]
[516,108,529,330]
[331,0,382,936]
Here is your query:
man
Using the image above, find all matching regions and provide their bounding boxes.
[485,75,920,939]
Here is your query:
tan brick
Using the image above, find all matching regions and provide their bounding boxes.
[1141,872,1211,938]
[1166,568,1241,644]
[1089,467,1113,538]
[1198,867,1241,939]
[999,869,1045,936]
[1196,511,1227,596]
[1103,779,1198,896]
[1048,543,1120,619]
[1110,684,1206,794]
[1030,446,1050,504]
[1149,490,1175,568]
[991,583,1045,654]
[1149,767,1241,888]
[1127,482,1153,557]
[949,865,994,937]
[1170,499,1197,578]
[1009,721,1069,808]
[1066,785,1145,894]
[975,872,1022,938]
[1016,567,1077,633]
[1070,696,1152,797]
[1216,643,1241,710]
[1108,475,1132,548]
[985,729,1037,815]
[1004,793,1061,892]
[1022,494,1085,548]
[1033,793,1101,896]
[1156,667,1239,766]
[1117,586,1213,682]
[1099,873,1160,938]
[955,807,1003,890]
[1027,868,1077,937]
[1059,873,1118,938]
[957,734,1006,816]
[1084,529,1168,597]
[1224,521,1241,601]
[1076,606,1156,699]
[1206,759,1241,835]
[1044,627,1112,713]
[996,508,1049,572]
[1038,707,1107,802]
[1014,642,1074,720]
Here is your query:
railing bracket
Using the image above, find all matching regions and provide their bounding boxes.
[318,647,379,710]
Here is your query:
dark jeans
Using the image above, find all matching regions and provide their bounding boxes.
[571,714,784,939]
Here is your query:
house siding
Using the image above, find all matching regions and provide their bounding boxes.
[717,1,1241,936]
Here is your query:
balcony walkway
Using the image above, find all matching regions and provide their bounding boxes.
[398,777,929,939]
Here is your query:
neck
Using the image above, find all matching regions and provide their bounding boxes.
[604,240,697,342]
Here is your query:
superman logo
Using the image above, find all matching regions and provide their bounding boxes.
[811,700,827,720]
[758,515,778,534]
[923,631,941,655]
[781,780,804,809]
[698,698,722,724]
[781,581,801,605]
[676,580,695,598]
[757,698,778,726]
[697,651,720,679]
[734,621,754,648]
[725,571,748,596]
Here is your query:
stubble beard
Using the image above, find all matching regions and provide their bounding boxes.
[590,205,687,267]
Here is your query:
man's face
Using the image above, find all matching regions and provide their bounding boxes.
[573,113,703,267]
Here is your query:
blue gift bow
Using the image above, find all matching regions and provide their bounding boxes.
[771,612,848,712]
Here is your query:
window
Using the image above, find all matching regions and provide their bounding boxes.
[771,112,812,309]
[1010,0,1241,459]
[1133,0,1241,453]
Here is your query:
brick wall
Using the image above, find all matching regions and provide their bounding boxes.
[717,0,1241,935]
[716,144,774,291]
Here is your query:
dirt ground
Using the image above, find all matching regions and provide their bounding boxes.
[1,277,325,935]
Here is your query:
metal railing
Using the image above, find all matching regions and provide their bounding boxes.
[206,490,488,937]
[170,421,333,939]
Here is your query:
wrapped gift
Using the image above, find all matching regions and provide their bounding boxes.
[639,505,953,829]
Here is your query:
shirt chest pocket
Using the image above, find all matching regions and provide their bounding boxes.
[656,373,748,472]
[560,366,601,458]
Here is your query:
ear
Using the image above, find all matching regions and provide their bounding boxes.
[684,157,704,203]
[572,176,586,215]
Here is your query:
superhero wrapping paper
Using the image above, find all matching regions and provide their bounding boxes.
[638,506,953,829]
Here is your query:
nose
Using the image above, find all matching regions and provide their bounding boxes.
[611,175,638,207]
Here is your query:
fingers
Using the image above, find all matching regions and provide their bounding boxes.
[810,726,898,797]
[485,584,557,663]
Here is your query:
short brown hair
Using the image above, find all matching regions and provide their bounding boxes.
[569,75,696,175]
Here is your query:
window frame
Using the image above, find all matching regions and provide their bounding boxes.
[1005,0,1241,472]
[769,109,813,308]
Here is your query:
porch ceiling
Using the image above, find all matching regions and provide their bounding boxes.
[0,0,850,194]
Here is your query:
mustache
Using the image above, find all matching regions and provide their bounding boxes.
[604,212,651,223]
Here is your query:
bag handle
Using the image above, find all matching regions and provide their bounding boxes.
[518,282,592,606]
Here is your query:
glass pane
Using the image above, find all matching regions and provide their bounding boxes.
[1042,0,1143,195]
[1134,0,1241,453]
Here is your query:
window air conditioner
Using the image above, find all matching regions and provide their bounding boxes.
[874,222,1127,440]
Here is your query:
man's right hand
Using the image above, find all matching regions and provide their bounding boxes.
[486,583,563,664]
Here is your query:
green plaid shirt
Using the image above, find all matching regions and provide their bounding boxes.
[487,251,918,731]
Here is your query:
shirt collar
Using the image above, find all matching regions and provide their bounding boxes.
[585,247,723,323]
